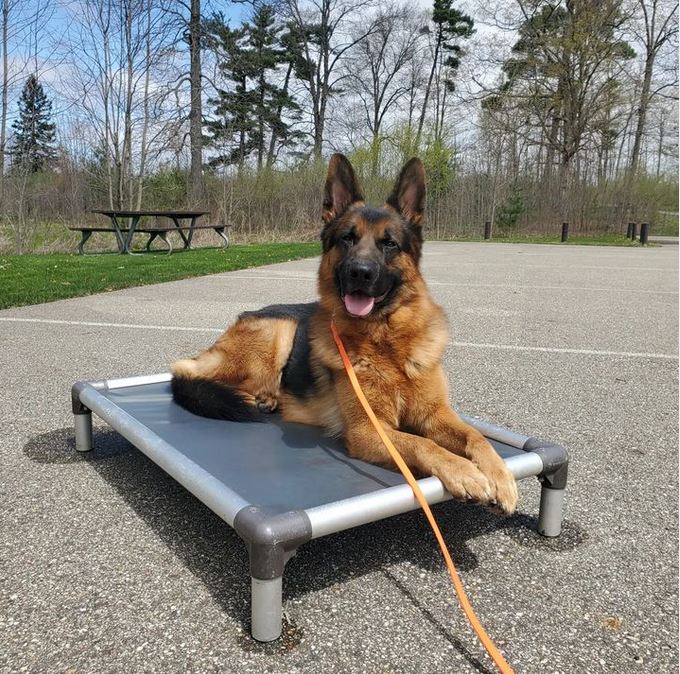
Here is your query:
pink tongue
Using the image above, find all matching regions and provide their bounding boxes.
[344,293,375,317]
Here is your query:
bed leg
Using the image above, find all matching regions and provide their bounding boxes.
[72,382,94,452]
[74,411,93,453]
[538,485,565,537]
[523,440,568,538]
[251,576,283,641]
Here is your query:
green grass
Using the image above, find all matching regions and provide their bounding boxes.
[0,242,320,310]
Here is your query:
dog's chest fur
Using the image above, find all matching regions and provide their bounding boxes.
[293,299,449,431]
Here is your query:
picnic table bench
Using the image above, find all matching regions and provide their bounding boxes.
[69,210,230,255]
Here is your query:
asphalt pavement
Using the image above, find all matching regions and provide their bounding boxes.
[1,241,677,673]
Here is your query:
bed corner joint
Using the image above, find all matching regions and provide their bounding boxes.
[234,506,313,642]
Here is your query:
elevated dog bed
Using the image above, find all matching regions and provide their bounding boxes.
[72,373,568,641]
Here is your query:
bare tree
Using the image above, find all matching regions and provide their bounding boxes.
[62,0,180,209]
[188,0,202,202]
[284,0,377,159]
[347,3,425,174]
[483,0,635,188]
[1,0,9,205]
[628,0,678,173]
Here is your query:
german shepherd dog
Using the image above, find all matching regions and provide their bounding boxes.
[171,155,517,514]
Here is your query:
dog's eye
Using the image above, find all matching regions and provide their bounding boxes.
[341,232,355,245]
[382,239,399,250]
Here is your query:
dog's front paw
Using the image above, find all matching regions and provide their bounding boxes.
[436,460,493,506]
[482,461,518,515]
[466,438,518,515]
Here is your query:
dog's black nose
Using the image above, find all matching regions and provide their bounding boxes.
[347,259,379,284]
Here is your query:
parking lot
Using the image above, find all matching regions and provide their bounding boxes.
[1,241,677,673]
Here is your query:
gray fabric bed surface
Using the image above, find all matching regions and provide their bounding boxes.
[102,382,524,513]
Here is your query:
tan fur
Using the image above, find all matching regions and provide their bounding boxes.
[171,155,517,513]
[171,317,297,410]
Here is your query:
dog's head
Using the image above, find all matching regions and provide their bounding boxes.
[319,154,426,319]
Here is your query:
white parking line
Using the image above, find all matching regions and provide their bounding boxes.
[0,316,676,360]
[428,281,677,295]
[452,341,678,360]
[0,316,222,333]
[214,274,316,281]
[430,262,677,273]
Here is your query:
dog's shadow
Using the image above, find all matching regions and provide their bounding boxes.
[24,426,581,667]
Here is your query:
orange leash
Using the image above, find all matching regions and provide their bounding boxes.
[331,319,515,674]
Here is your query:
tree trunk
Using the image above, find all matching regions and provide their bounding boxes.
[312,123,323,159]
[629,49,654,175]
[312,49,326,160]
[1,0,8,206]
[312,1,331,160]
[123,0,134,209]
[415,27,441,150]
[137,0,152,210]
[189,0,203,204]
[237,74,246,172]
[656,110,664,179]
[103,24,114,210]
[266,62,293,167]
[544,112,560,182]
[437,67,449,141]
[257,69,265,170]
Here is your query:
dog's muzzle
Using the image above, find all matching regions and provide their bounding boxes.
[340,258,390,317]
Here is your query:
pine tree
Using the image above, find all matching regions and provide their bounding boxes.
[204,19,256,169]
[204,5,300,170]
[496,182,525,229]
[415,0,474,148]
[11,74,56,172]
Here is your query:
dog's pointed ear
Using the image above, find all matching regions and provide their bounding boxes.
[323,154,364,224]
[386,158,426,227]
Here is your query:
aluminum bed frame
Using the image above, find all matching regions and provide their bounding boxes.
[71,373,568,642]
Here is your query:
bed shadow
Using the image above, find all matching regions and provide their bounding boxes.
[24,426,578,667]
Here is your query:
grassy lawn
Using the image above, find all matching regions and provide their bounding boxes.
[0,242,320,310]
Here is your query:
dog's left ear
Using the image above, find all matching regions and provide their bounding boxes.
[386,158,426,227]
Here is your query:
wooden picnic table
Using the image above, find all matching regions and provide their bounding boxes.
[69,210,230,255]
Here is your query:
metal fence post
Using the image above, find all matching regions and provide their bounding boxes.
[561,222,569,242]
[626,222,634,239]
[639,223,649,245]
[631,223,637,241]
[484,221,492,240]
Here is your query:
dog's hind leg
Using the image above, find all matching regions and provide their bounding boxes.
[171,317,298,413]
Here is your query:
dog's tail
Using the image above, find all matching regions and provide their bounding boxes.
[171,374,262,422]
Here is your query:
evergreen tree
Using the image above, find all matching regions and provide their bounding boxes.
[11,74,56,172]
[484,0,634,179]
[204,5,301,170]
[415,0,474,147]
[433,0,474,90]
[204,19,256,169]
[496,182,525,229]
